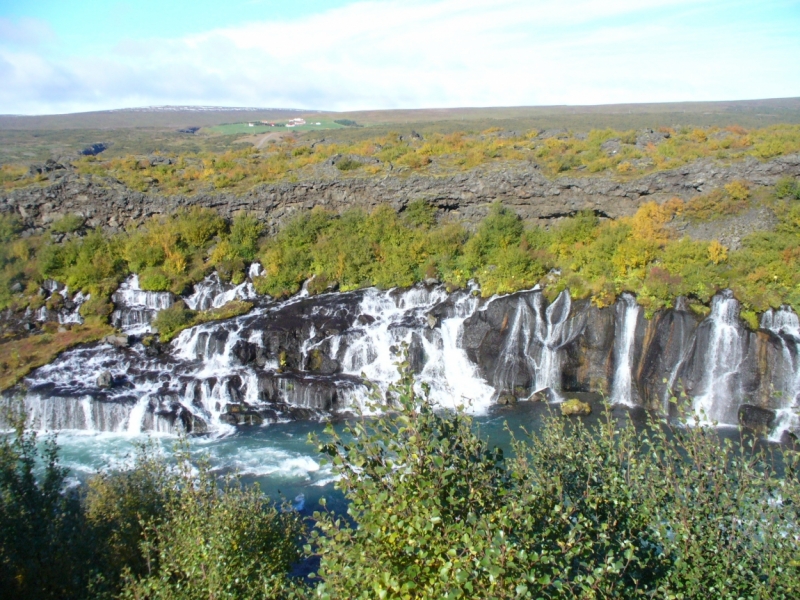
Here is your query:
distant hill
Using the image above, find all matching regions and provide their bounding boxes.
[0,107,314,131]
[2,98,799,131]
[2,97,799,166]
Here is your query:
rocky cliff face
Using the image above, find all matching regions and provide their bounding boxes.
[3,154,800,233]
[7,271,800,442]
[461,288,799,439]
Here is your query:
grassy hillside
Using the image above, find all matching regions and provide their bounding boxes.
[1,98,799,166]
[3,123,796,195]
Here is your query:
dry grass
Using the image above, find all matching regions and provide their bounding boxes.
[9,123,784,196]
[0,322,113,391]
[157,300,253,343]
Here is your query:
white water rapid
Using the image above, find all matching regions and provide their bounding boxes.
[184,272,258,311]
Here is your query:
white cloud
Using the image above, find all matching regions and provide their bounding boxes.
[0,0,798,114]
[0,17,56,47]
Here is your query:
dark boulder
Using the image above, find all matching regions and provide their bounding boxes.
[738,404,776,434]
[80,143,108,156]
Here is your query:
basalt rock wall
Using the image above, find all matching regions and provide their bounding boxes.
[3,154,800,233]
[461,289,799,437]
[8,269,800,440]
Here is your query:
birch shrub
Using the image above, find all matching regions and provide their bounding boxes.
[309,359,800,599]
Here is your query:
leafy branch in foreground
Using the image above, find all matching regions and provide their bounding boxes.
[118,444,305,600]
[310,353,800,599]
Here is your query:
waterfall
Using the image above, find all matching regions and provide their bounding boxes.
[28,275,798,437]
[184,272,257,311]
[610,293,641,406]
[531,290,584,399]
[13,392,134,432]
[488,289,584,401]
[59,291,88,325]
[111,274,174,334]
[492,294,537,395]
[338,286,449,411]
[248,262,264,278]
[418,287,495,411]
[761,306,800,440]
[691,290,745,425]
[126,395,152,434]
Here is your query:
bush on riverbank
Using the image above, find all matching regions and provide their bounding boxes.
[311,360,800,599]
[0,415,304,600]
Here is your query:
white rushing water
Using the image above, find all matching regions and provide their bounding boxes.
[184,272,258,311]
[531,290,582,398]
[761,306,800,440]
[488,289,584,402]
[16,273,796,444]
[11,269,506,435]
[336,285,495,413]
[111,274,174,334]
[31,282,88,325]
[691,290,745,425]
[610,293,641,407]
[418,287,496,411]
[492,293,538,397]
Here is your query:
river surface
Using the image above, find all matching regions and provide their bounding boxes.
[44,394,636,512]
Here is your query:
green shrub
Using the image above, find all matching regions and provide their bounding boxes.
[138,268,171,292]
[78,295,115,321]
[152,301,197,341]
[84,442,175,593]
[119,448,304,600]
[228,212,262,261]
[335,157,362,171]
[311,357,800,599]
[50,214,85,234]
[402,199,436,228]
[775,177,800,199]
[0,214,22,243]
[0,414,95,599]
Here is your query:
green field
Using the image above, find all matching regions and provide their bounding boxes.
[206,119,348,135]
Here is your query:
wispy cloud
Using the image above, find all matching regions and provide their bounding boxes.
[0,17,56,47]
[0,0,797,114]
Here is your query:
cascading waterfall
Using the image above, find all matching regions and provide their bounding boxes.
[487,289,584,402]
[610,293,641,406]
[492,293,537,395]
[692,290,745,425]
[59,290,88,325]
[761,306,800,440]
[531,290,584,399]
[184,272,258,311]
[111,274,174,334]
[12,270,800,440]
[338,286,449,411]
[418,287,495,411]
[31,280,89,325]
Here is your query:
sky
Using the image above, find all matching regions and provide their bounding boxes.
[0,0,798,115]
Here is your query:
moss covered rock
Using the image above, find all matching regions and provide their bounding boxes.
[561,398,592,416]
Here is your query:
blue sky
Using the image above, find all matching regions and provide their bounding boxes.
[0,0,798,115]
